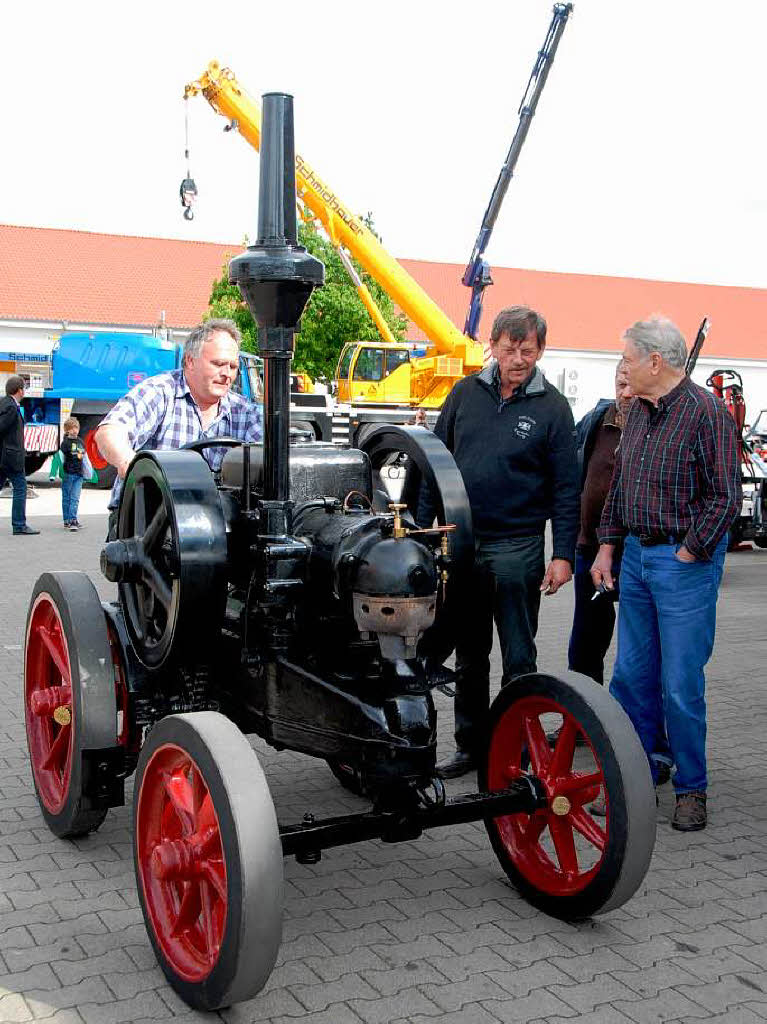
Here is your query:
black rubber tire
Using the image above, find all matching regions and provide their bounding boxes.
[133,712,283,1011]
[91,463,117,490]
[326,758,368,797]
[24,454,48,477]
[24,572,119,838]
[480,671,656,921]
[78,415,117,489]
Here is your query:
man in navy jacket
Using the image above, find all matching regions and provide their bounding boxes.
[419,306,579,778]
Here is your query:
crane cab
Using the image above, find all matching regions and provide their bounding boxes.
[335,342,414,405]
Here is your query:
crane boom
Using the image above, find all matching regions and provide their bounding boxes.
[186,63,483,370]
[336,247,397,346]
[462,3,573,339]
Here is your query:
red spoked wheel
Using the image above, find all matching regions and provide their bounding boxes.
[134,713,283,1011]
[24,573,120,838]
[480,671,655,920]
[26,597,74,816]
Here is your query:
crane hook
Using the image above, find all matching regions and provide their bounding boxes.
[179,97,198,221]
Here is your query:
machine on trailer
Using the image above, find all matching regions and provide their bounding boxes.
[23,92,656,1012]
[707,368,767,549]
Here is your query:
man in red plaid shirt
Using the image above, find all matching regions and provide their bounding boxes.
[591,316,741,832]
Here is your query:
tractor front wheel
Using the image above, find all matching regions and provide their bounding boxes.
[480,671,656,921]
[133,712,283,1010]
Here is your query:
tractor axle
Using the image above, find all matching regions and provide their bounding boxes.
[280,776,546,861]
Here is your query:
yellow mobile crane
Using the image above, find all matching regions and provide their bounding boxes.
[185,62,485,429]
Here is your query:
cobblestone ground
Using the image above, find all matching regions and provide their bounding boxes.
[2,513,767,1023]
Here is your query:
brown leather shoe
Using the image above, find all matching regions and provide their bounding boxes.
[672,791,707,832]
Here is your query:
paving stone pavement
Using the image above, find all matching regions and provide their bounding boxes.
[2,513,767,1023]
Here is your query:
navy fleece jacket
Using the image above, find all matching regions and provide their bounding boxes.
[419,365,579,564]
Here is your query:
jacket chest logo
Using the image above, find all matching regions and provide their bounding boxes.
[514,415,536,440]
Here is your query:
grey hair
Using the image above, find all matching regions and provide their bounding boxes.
[490,306,547,347]
[623,316,687,369]
[183,318,242,363]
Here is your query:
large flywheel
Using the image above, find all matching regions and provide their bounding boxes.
[359,425,473,666]
[101,451,228,671]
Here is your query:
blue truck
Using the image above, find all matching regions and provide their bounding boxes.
[10,330,281,488]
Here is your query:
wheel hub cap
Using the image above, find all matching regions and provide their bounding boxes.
[30,684,72,718]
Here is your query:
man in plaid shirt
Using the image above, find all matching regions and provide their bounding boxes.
[591,316,740,832]
[96,319,262,537]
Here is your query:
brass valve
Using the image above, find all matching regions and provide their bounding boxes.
[388,503,408,539]
[440,531,450,587]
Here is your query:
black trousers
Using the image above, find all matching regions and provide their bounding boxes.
[453,534,545,754]
[567,545,618,684]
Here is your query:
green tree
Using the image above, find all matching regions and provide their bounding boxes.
[206,214,408,380]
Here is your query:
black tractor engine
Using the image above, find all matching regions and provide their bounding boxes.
[214,431,451,795]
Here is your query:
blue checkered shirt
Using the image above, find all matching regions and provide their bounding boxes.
[102,368,263,508]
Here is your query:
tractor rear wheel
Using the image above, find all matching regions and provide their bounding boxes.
[133,712,283,1010]
[480,671,655,921]
[24,572,121,837]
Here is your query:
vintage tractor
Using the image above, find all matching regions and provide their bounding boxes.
[22,93,656,1011]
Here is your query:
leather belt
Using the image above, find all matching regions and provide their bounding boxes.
[628,529,685,547]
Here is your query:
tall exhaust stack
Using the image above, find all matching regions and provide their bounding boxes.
[229,93,324,507]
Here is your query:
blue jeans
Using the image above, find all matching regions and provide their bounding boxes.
[0,469,28,530]
[454,534,545,753]
[62,472,83,523]
[610,534,726,794]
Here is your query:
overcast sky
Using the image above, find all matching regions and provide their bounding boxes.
[2,0,765,291]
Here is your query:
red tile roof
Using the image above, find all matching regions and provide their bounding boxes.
[1,224,764,360]
[0,224,236,330]
[400,258,767,361]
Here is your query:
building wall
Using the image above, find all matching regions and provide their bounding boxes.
[539,348,767,425]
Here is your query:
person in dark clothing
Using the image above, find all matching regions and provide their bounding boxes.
[60,416,86,531]
[568,369,631,684]
[0,375,39,536]
[593,316,741,831]
[419,306,580,779]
